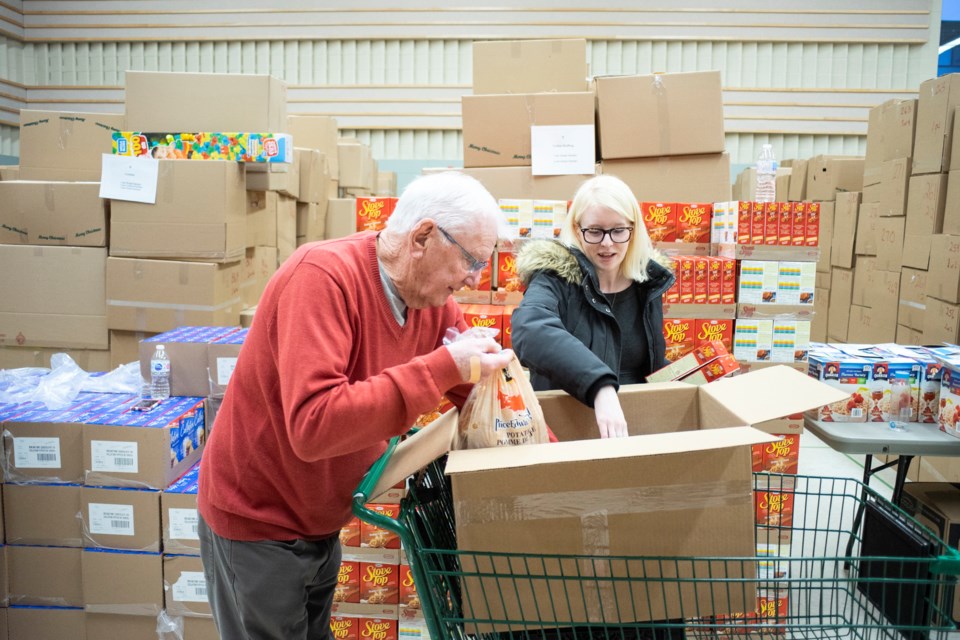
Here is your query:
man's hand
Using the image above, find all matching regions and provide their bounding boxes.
[446,338,514,383]
[594,386,628,438]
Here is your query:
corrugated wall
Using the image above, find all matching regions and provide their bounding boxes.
[0,1,942,165]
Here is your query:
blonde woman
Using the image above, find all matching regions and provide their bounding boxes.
[512,174,675,438]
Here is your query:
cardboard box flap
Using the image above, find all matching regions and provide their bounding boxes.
[369,409,457,500]
[702,365,849,426]
[446,426,774,476]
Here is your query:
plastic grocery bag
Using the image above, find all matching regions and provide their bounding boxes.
[445,327,549,450]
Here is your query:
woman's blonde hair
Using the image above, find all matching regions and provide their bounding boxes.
[560,174,653,282]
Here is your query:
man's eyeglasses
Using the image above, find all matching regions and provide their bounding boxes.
[437,226,489,273]
[580,227,634,244]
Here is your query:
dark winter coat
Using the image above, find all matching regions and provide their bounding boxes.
[511,240,675,407]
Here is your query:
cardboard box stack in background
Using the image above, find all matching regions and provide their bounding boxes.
[0,110,121,370]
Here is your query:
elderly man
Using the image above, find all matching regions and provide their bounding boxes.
[198,172,511,639]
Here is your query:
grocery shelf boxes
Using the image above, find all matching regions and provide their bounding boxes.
[137,326,246,398]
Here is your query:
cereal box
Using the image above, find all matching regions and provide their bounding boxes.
[763,202,779,246]
[885,345,943,423]
[358,618,398,640]
[496,251,524,294]
[661,319,696,365]
[755,486,795,529]
[734,318,773,362]
[665,280,680,305]
[399,563,420,610]
[460,304,503,341]
[721,258,737,304]
[641,202,677,243]
[940,365,960,436]
[806,355,871,422]
[678,257,695,304]
[360,504,400,549]
[340,516,361,547]
[112,131,293,163]
[693,257,709,304]
[763,434,800,475]
[335,561,361,604]
[648,339,727,382]
[706,258,722,304]
[805,202,821,246]
[360,562,399,605]
[677,202,712,244]
[696,319,733,352]
[356,197,397,233]
[330,615,360,640]
[750,202,766,245]
[501,305,516,350]
[777,202,793,246]
[737,201,753,245]
[791,202,806,247]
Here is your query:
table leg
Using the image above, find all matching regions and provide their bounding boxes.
[845,454,874,563]
[892,455,914,505]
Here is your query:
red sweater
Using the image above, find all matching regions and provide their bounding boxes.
[198,233,469,541]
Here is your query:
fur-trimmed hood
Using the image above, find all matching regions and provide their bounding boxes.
[515,239,673,286]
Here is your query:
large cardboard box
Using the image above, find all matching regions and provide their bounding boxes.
[423,166,590,201]
[854,202,880,256]
[109,330,156,369]
[882,98,918,161]
[241,245,278,308]
[595,71,724,160]
[874,216,905,272]
[325,198,357,240]
[900,482,960,621]
[899,268,929,331]
[912,75,960,175]
[879,157,911,217]
[903,172,948,269]
[926,234,960,303]
[137,326,240,398]
[472,39,589,95]
[85,613,160,640]
[277,195,298,265]
[831,191,860,269]
[924,297,960,344]
[298,148,330,204]
[163,555,211,617]
[462,92,595,168]
[125,71,287,132]
[288,115,339,175]
[296,201,327,245]
[245,158,300,198]
[246,190,280,248]
[812,287,829,342]
[368,367,843,633]
[0,346,111,372]
[806,155,865,202]
[943,169,960,235]
[828,267,854,342]
[376,171,397,197]
[106,257,242,332]
[788,158,808,201]
[897,324,924,345]
[817,200,835,273]
[0,181,107,247]
[0,166,17,180]
[18,109,123,181]
[80,487,162,552]
[0,245,107,349]
[848,304,896,344]
[863,103,884,187]
[162,463,200,556]
[82,549,163,616]
[4,483,84,547]
[110,160,246,262]
[8,545,83,607]
[850,256,876,307]
[8,607,84,640]
[338,140,373,190]
[602,153,731,204]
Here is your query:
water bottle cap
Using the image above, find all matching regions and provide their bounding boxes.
[157,344,165,350]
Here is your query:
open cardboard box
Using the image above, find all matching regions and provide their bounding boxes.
[368,366,847,633]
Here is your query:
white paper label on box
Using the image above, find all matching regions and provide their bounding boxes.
[13,437,61,468]
[91,440,139,473]
[99,153,159,204]
[170,508,200,540]
[216,357,238,385]
[530,125,595,176]
[89,502,135,536]
[173,572,209,603]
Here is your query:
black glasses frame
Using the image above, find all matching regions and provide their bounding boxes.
[437,226,489,272]
[579,226,634,244]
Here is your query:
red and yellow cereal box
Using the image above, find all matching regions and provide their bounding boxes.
[755,487,795,528]
[641,202,677,243]
[360,562,399,605]
[360,504,400,549]
[355,197,397,233]
[460,304,503,340]
[501,305,516,349]
[777,202,793,246]
[677,202,712,244]
[358,618,398,640]
[737,201,753,245]
[496,250,524,294]
[665,280,680,305]
[695,319,733,353]
[721,258,737,304]
[750,202,766,245]
[763,434,800,475]
[805,202,821,247]
[399,563,420,610]
[330,615,360,640]
[678,353,740,385]
[791,202,807,247]
[706,258,722,304]
[693,257,709,304]
[340,516,361,548]
[335,561,361,604]
[678,257,695,304]
[662,319,696,364]
[763,202,779,246]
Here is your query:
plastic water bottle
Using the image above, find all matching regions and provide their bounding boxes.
[150,344,171,400]
[755,143,778,203]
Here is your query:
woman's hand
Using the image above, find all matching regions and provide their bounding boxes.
[594,385,628,438]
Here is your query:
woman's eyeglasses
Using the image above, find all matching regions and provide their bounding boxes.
[579,227,633,244]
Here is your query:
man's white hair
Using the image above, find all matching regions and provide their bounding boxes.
[384,171,507,238]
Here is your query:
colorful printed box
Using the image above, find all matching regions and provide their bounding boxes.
[648,339,728,382]
[662,318,696,364]
[340,516,361,548]
[695,318,733,353]
[360,562,399,605]
[693,257,709,304]
[733,318,773,362]
[805,202,821,246]
[763,202,779,246]
[738,261,779,304]
[707,258,723,304]
[676,202,712,244]
[360,504,400,549]
[777,202,793,246]
[641,202,677,243]
[721,257,737,304]
[679,353,740,385]
[113,131,293,163]
[791,202,807,247]
[777,262,816,305]
[678,257,695,304]
[737,201,753,245]
[355,197,397,233]
[335,561,361,604]
[750,202,766,245]
[806,354,871,422]
[460,304,503,342]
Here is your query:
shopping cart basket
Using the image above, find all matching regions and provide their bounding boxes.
[354,436,960,640]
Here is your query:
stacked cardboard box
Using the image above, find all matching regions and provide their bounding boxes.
[0,109,121,370]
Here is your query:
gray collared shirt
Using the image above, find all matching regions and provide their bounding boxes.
[377,254,407,326]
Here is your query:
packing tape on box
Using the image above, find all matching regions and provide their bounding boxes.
[44,183,56,211]
[107,299,240,313]
[579,509,616,623]
[651,74,671,156]
[159,162,176,204]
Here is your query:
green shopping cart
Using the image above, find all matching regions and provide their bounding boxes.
[354,434,960,640]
